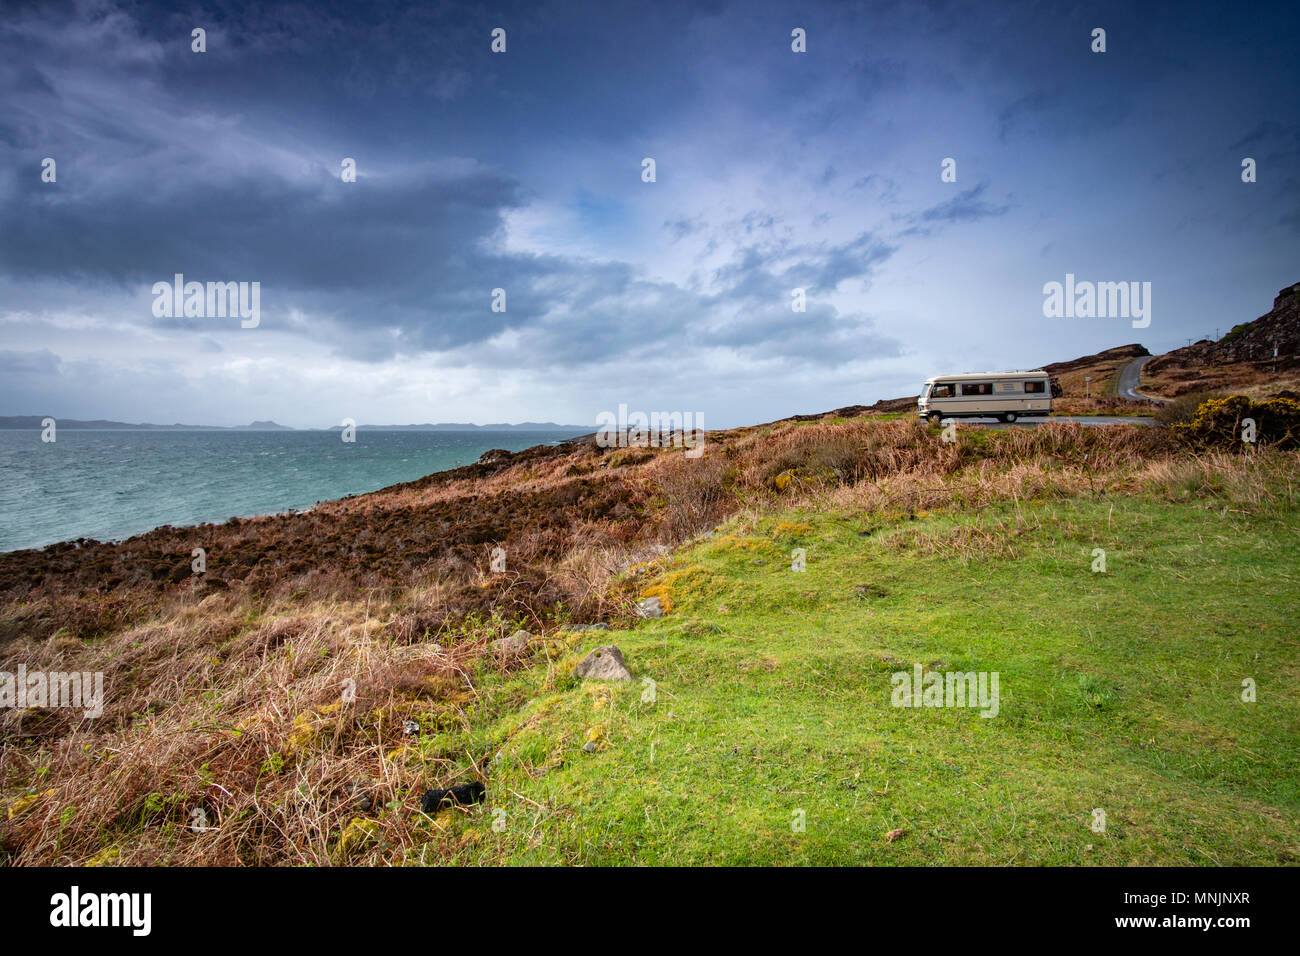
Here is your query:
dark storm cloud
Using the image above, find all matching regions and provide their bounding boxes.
[0,0,909,369]
[2,157,543,352]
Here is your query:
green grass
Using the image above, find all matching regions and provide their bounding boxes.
[417,491,1300,865]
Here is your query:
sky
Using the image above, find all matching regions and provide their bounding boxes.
[1,0,1297,429]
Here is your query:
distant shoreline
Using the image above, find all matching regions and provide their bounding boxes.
[0,417,590,432]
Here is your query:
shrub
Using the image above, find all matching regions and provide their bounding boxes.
[1152,391,1224,427]
[655,455,735,540]
[1171,395,1300,450]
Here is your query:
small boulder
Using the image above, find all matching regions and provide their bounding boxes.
[635,596,663,619]
[491,629,533,657]
[574,645,632,681]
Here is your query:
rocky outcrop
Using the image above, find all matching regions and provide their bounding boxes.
[1148,283,1300,383]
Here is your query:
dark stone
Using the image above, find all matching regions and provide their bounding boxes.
[421,781,486,813]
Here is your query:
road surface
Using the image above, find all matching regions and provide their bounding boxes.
[1116,354,1166,402]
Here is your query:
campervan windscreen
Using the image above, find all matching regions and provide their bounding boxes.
[920,384,931,400]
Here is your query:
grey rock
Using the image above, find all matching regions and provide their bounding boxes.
[574,645,632,681]
[574,623,610,632]
[635,596,663,619]
[582,741,598,753]
[491,629,533,657]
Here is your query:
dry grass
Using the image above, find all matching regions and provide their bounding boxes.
[1144,362,1300,401]
[0,589,514,865]
[1141,450,1299,517]
[0,575,640,867]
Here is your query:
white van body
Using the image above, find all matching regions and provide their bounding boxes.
[917,371,1054,423]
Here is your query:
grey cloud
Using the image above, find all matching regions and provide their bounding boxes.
[0,348,61,376]
[895,183,1011,238]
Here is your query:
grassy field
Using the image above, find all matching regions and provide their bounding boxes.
[434,486,1300,865]
[4,418,1297,866]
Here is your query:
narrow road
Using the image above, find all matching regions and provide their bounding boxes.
[1117,354,1166,402]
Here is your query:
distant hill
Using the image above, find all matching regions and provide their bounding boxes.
[0,417,227,430]
[1041,344,1149,378]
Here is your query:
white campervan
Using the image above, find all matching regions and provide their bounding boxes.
[917,371,1059,423]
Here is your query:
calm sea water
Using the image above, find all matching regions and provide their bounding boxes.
[0,429,587,552]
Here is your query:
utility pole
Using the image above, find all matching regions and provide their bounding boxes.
[1085,375,1091,399]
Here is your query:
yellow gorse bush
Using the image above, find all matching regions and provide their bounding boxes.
[1171,395,1300,449]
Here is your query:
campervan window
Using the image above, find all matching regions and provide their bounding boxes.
[1025,380,1046,393]
[930,383,955,398]
[960,382,992,396]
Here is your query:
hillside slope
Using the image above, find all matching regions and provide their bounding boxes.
[1145,282,1300,398]
[2,414,1298,865]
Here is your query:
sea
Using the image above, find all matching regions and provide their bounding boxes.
[0,428,588,553]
